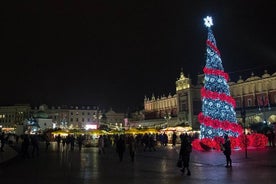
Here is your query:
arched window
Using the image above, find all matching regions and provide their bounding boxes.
[247,99,252,107]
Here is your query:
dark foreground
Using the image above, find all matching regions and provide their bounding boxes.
[1,143,276,184]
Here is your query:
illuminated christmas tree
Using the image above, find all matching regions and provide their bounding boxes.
[198,16,243,140]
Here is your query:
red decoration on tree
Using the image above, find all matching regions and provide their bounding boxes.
[203,67,229,82]
[201,88,236,108]
[193,133,268,151]
[198,112,243,134]
[206,40,221,56]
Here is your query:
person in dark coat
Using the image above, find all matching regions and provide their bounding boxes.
[30,134,39,157]
[128,135,136,162]
[0,132,6,152]
[172,132,177,147]
[77,135,84,151]
[222,135,232,168]
[179,135,192,176]
[21,134,30,158]
[116,135,126,162]
[44,134,50,152]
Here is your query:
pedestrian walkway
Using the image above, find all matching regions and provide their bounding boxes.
[1,143,276,184]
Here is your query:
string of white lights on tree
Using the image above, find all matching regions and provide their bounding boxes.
[199,16,243,139]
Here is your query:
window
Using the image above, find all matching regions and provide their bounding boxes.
[236,101,240,108]
[247,99,252,107]
[82,118,84,122]
[70,118,73,122]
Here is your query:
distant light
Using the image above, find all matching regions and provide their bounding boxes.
[204,16,213,28]
[85,124,97,130]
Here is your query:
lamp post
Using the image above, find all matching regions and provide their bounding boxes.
[241,105,247,158]
[96,107,102,129]
[258,95,271,125]
[163,112,171,128]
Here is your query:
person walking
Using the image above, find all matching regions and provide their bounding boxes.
[222,134,232,168]
[44,134,50,152]
[21,134,30,158]
[30,134,39,157]
[56,134,61,149]
[179,135,192,176]
[98,135,105,154]
[0,132,6,152]
[77,135,84,151]
[267,130,275,148]
[116,135,125,162]
[128,135,136,162]
[172,131,177,147]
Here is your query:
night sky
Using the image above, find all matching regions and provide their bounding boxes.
[2,1,276,112]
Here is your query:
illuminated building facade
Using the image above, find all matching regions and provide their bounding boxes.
[176,72,202,129]
[103,109,125,130]
[230,71,276,126]
[1,70,276,131]
[32,105,125,130]
[144,93,177,119]
[33,105,101,129]
[67,106,100,129]
[144,71,202,129]
[0,103,126,132]
[144,70,276,129]
[0,104,31,128]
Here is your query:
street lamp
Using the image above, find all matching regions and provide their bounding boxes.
[241,104,247,158]
[163,112,171,128]
[258,95,271,124]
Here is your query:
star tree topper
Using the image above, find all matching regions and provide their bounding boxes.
[204,16,213,28]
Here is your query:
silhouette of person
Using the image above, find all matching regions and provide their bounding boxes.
[98,135,105,154]
[179,134,192,176]
[22,134,30,158]
[116,135,125,162]
[172,132,177,147]
[31,134,40,157]
[0,132,6,152]
[222,135,232,168]
[128,135,136,162]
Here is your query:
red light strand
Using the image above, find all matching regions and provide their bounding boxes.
[203,67,229,82]
[206,40,221,56]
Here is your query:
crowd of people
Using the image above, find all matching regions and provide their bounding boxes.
[1,129,276,176]
[0,131,188,162]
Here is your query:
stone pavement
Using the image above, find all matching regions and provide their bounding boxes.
[1,142,276,184]
[0,144,18,165]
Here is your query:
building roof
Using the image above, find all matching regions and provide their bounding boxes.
[33,111,49,119]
